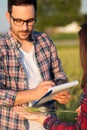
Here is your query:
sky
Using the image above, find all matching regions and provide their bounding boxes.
[0,0,87,33]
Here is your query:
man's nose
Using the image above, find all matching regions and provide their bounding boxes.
[22,22,28,30]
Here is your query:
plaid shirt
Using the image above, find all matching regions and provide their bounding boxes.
[44,87,87,130]
[0,30,67,130]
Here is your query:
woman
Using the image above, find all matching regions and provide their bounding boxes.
[14,23,87,130]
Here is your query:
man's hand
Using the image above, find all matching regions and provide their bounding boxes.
[53,90,71,104]
[14,80,55,105]
[33,81,55,100]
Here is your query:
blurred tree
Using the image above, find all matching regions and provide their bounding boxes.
[36,0,82,31]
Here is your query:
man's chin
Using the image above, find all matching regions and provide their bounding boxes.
[18,35,29,40]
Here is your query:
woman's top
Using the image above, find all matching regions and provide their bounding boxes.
[43,87,87,130]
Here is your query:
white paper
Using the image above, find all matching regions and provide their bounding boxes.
[32,80,79,107]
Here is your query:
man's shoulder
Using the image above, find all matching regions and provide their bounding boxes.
[0,32,9,49]
[33,30,48,37]
[0,32,8,41]
[33,31,53,43]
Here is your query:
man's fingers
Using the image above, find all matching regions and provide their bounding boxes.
[39,81,55,87]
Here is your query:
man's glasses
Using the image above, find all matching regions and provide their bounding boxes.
[11,15,37,26]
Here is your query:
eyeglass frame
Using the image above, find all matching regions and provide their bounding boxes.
[10,15,37,26]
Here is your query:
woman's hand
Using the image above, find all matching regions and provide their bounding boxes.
[76,106,81,116]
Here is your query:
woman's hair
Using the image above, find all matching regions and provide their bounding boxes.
[78,23,87,88]
[8,0,37,14]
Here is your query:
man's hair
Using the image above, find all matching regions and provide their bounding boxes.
[8,0,37,14]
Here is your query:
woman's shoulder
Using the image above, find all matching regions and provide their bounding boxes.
[80,87,87,104]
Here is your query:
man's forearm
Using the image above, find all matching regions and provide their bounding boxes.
[14,89,35,105]
[14,81,55,106]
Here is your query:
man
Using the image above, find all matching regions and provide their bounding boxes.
[0,0,70,129]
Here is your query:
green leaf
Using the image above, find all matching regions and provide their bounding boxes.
[25,107,46,114]
[56,110,78,123]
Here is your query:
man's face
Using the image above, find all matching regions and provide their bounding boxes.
[6,5,36,40]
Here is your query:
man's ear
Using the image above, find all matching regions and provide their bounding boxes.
[6,12,11,23]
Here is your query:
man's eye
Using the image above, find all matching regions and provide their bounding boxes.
[15,19,23,23]
[29,19,34,22]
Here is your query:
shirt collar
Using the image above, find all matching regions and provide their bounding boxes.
[7,29,21,49]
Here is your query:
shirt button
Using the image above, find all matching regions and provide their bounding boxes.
[17,43,21,48]
[11,44,15,49]
[24,81,27,85]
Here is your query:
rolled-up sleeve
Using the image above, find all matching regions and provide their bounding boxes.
[49,39,68,85]
[0,89,17,106]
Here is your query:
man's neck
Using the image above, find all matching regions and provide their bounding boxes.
[20,40,34,53]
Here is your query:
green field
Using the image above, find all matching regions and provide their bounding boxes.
[57,44,82,82]
[51,33,78,41]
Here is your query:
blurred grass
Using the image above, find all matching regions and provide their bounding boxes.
[57,44,82,82]
[50,33,78,41]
